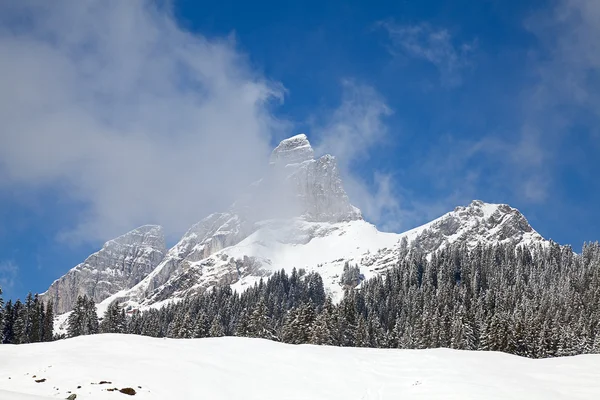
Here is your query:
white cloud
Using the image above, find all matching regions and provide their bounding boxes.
[0,1,286,242]
[379,21,476,87]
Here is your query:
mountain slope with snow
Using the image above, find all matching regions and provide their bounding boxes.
[43,134,549,312]
[0,334,598,400]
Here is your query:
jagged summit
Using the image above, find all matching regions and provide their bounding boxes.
[242,134,361,223]
[105,224,166,248]
[399,199,543,253]
[269,133,314,165]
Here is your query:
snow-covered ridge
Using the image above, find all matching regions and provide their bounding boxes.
[400,199,545,252]
[269,133,314,165]
[1,334,598,400]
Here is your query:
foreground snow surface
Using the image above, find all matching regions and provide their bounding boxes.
[1,335,599,400]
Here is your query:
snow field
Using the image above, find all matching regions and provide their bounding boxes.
[1,334,599,400]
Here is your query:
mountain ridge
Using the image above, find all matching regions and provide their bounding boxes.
[41,135,549,313]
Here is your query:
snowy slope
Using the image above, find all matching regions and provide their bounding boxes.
[109,199,547,309]
[1,334,599,400]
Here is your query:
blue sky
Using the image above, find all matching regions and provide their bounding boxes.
[0,0,599,300]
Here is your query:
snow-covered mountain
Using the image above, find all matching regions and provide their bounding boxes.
[42,134,548,312]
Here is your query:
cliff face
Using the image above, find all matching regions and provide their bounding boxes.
[40,225,166,314]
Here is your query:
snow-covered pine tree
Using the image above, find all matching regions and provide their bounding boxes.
[100,300,127,334]
[67,295,85,337]
[354,315,369,347]
[247,298,273,340]
[193,311,209,338]
[84,296,99,335]
[12,300,26,344]
[209,315,225,337]
[2,300,14,343]
[67,295,99,337]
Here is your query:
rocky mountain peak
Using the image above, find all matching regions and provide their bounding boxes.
[270,133,314,165]
[40,225,167,314]
[407,200,542,253]
[106,224,166,249]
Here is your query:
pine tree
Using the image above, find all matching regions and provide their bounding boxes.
[209,316,225,337]
[84,297,99,335]
[12,300,26,344]
[354,315,369,347]
[247,299,273,340]
[2,300,14,344]
[43,301,54,341]
[193,312,209,338]
[100,301,127,334]
[67,296,85,338]
[280,307,300,343]
[309,299,337,345]
[179,312,194,338]
[0,287,4,340]
[22,293,35,343]
[67,295,98,337]
[30,294,43,343]
[309,311,334,345]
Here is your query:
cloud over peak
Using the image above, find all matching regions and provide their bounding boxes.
[0,1,284,242]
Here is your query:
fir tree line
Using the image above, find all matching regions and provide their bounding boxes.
[0,291,54,344]
[6,240,600,360]
[88,240,600,358]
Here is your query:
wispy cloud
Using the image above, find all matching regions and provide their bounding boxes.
[496,0,600,203]
[389,0,600,213]
[379,21,476,87]
[0,1,286,243]
[0,260,18,292]
[313,81,405,231]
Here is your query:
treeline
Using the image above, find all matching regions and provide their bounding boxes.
[5,240,600,359]
[0,291,54,344]
[85,240,600,358]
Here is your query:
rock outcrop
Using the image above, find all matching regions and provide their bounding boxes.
[40,225,166,314]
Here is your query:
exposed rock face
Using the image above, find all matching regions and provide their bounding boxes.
[406,200,543,253]
[40,225,166,314]
[130,213,253,303]
[284,154,361,222]
[249,134,361,222]
[269,134,314,165]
